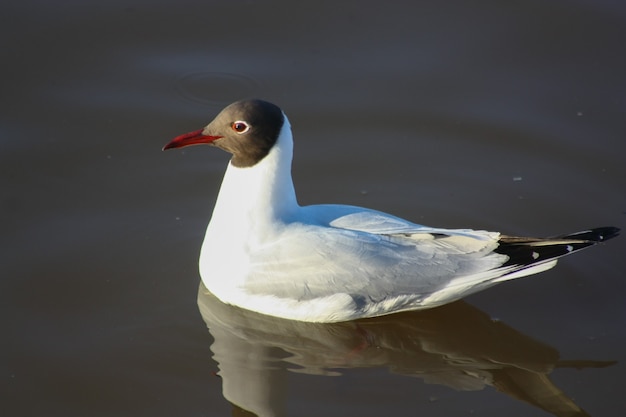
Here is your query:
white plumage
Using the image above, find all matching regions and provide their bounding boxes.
[164,99,619,322]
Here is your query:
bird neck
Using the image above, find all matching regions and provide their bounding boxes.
[209,122,299,231]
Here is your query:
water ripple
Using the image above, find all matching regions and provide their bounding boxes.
[174,72,263,106]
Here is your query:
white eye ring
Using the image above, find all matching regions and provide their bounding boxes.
[231,120,250,134]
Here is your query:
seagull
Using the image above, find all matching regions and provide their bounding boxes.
[163,99,619,323]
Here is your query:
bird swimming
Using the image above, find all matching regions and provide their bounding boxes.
[163,99,619,323]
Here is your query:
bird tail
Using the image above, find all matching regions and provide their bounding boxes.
[492,226,619,282]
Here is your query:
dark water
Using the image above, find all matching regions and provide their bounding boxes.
[3,1,625,416]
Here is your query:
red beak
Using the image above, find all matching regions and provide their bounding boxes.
[162,129,223,150]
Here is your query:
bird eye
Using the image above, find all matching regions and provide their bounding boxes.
[231,121,250,134]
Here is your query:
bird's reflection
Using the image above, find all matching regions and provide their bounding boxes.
[197,284,613,417]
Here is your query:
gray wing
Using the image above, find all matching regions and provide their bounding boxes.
[244,204,507,301]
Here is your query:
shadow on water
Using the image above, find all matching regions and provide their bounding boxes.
[197,284,615,417]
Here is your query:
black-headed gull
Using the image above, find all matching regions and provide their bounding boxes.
[164,99,619,322]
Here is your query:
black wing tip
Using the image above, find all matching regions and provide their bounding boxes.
[496,226,619,269]
[556,226,620,243]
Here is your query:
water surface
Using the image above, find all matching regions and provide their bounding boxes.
[3,1,625,416]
